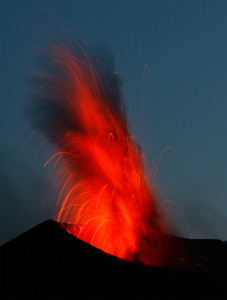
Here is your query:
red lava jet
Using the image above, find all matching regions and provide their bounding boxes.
[29,40,176,267]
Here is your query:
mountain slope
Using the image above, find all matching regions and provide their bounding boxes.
[0,219,226,299]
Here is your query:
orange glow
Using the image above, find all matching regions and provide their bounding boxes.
[41,42,175,266]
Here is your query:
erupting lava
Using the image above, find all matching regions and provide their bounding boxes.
[29,40,176,267]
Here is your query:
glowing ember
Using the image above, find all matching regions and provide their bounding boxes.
[30,40,176,267]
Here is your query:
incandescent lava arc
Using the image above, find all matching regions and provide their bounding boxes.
[27,39,177,267]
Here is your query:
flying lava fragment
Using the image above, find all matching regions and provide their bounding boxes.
[27,39,177,267]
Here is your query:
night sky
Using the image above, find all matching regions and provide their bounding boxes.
[1,0,226,246]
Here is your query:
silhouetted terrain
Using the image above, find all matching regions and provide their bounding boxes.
[0,220,226,299]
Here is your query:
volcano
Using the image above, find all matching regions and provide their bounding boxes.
[0,219,226,299]
[5,38,226,299]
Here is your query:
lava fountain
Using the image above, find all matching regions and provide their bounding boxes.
[28,40,177,267]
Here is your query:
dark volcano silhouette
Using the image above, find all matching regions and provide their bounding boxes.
[0,220,226,299]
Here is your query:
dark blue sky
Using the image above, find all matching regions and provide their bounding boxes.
[1,0,226,245]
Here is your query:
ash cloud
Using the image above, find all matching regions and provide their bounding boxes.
[25,38,124,143]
